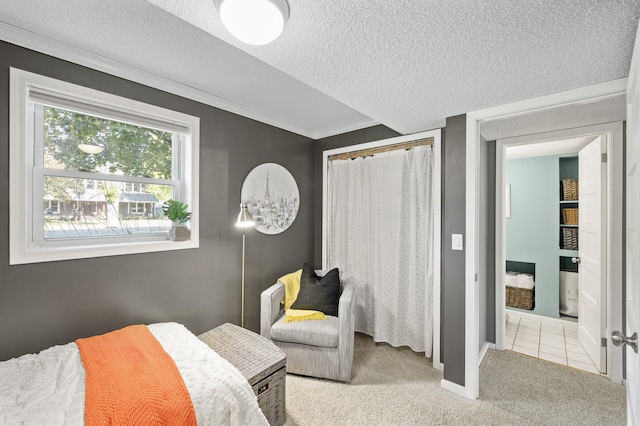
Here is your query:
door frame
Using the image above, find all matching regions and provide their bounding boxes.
[464,78,627,399]
[321,128,443,369]
[494,122,623,382]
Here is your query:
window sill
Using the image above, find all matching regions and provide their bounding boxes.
[10,238,199,265]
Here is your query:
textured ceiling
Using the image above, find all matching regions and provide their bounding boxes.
[505,135,597,159]
[1,0,639,138]
[0,0,373,138]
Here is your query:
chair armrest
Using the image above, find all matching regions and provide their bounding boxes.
[338,281,355,322]
[260,281,285,339]
[337,280,356,381]
[338,281,355,342]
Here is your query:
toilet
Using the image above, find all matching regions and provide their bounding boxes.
[559,271,579,317]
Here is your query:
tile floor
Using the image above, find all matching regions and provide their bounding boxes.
[505,313,601,375]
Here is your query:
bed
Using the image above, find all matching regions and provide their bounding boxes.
[0,322,269,425]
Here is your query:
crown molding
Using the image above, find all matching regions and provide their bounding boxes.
[472,78,628,123]
[0,20,354,139]
[314,117,379,140]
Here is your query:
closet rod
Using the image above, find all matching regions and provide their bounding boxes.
[328,137,434,161]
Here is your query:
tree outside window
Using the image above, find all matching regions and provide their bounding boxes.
[41,107,176,239]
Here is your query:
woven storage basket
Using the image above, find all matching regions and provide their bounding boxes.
[562,179,579,200]
[506,287,535,310]
[253,367,286,426]
[562,227,579,250]
[198,323,287,426]
[563,208,579,225]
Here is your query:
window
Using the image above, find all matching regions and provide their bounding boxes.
[10,68,200,264]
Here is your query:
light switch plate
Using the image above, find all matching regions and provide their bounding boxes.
[452,234,463,251]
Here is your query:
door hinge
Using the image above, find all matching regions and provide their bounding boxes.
[602,153,607,163]
[601,337,608,348]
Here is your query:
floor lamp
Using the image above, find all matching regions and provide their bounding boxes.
[236,202,255,328]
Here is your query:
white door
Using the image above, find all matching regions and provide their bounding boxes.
[623,22,640,425]
[578,136,606,372]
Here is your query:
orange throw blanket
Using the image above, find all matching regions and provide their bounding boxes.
[76,325,197,426]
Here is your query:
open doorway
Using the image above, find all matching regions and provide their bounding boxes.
[501,135,601,374]
[463,79,627,400]
[494,123,623,382]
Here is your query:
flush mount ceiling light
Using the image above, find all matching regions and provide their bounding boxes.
[214,0,289,46]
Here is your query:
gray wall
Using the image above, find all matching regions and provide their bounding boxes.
[0,41,315,361]
[485,141,496,344]
[478,137,488,352]
[442,115,467,386]
[478,138,496,351]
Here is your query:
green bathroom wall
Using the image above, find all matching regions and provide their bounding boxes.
[506,155,560,318]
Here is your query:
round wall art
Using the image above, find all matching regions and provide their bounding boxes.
[240,163,299,235]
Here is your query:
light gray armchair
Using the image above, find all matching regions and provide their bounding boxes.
[260,277,355,382]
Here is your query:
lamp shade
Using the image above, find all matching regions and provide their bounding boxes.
[215,0,289,46]
[236,202,255,228]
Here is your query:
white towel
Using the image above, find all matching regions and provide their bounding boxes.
[516,273,535,289]
[505,271,518,288]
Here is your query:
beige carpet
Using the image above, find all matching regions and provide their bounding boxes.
[284,333,626,425]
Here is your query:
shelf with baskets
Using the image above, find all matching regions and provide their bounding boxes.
[559,173,579,252]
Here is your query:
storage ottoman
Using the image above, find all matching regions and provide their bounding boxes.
[198,323,286,425]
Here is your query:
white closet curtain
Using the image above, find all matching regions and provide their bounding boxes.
[327,145,434,355]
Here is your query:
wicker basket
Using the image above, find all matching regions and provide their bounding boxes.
[563,208,579,225]
[506,287,535,310]
[198,323,287,426]
[562,227,579,250]
[562,179,579,200]
[253,367,286,426]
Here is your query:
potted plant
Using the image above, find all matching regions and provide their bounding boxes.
[162,199,192,241]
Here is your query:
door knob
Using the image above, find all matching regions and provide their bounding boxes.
[571,257,581,264]
[611,331,638,354]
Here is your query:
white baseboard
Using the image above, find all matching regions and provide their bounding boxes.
[440,379,466,397]
[479,342,495,365]
[433,360,444,371]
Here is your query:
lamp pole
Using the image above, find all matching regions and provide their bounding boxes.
[241,231,246,328]
[236,202,255,328]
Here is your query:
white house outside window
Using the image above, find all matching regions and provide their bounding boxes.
[10,68,200,264]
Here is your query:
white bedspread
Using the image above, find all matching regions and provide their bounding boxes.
[0,322,268,426]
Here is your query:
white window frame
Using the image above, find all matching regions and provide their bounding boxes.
[10,68,200,264]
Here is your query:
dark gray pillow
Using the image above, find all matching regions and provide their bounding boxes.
[290,263,341,317]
